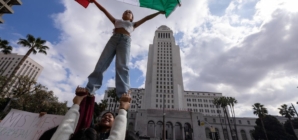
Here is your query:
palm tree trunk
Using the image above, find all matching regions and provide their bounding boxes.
[289,118,297,139]
[222,108,229,139]
[231,107,239,140]
[224,107,234,140]
[260,118,269,140]
[217,109,225,139]
[0,48,34,95]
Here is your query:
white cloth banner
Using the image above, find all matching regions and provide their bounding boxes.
[0,109,64,140]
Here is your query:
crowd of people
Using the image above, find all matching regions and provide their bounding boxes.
[38,87,137,140]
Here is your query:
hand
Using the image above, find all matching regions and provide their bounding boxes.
[39,112,47,117]
[75,86,89,96]
[159,11,165,14]
[119,93,132,110]
[73,95,87,105]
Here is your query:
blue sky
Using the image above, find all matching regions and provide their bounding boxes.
[1,0,298,117]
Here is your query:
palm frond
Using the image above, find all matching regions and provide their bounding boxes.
[27,34,35,44]
[17,39,31,47]
[38,50,47,55]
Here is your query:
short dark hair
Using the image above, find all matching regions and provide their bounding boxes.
[101,111,115,118]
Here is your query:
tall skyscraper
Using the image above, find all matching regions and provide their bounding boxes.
[0,0,22,23]
[144,25,184,109]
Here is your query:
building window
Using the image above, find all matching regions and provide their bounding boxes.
[239,120,242,124]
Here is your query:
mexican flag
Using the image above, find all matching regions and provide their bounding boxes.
[75,0,181,17]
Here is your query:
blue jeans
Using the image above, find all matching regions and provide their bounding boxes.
[86,33,131,98]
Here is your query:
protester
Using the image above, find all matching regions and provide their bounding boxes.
[49,90,131,140]
[50,93,87,140]
[84,0,164,98]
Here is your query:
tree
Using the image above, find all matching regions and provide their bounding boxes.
[227,97,239,140]
[0,38,13,54]
[107,88,119,113]
[213,97,234,140]
[7,90,68,116]
[252,103,269,140]
[0,34,49,94]
[284,118,298,138]
[98,99,108,116]
[0,76,67,119]
[278,104,297,138]
[252,115,295,140]
[213,100,226,139]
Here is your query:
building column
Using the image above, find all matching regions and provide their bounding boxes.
[182,127,185,140]
[173,127,176,140]
[154,124,156,138]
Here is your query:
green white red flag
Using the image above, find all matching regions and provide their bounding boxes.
[76,0,181,17]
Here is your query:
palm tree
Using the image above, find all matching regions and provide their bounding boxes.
[0,34,49,95]
[0,38,13,54]
[278,104,297,138]
[214,97,234,140]
[227,97,239,140]
[252,103,269,140]
[213,99,225,138]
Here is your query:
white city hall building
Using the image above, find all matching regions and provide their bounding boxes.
[103,26,256,140]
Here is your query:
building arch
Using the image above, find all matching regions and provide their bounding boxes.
[156,121,163,139]
[205,127,211,139]
[147,120,155,137]
[184,123,192,140]
[166,121,173,139]
[223,129,229,140]
[241,130,248,140]
[215,128,221,139]
[175,122,183,140]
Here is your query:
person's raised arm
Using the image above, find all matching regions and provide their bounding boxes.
[134,11,164,28]
[106,92,131,140]
[50,87,87,140]
[90,0,116,24]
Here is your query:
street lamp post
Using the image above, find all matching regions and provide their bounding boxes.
[162,94,166,140]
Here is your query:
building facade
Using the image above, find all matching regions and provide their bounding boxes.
[102,26,257,140]
[0,53,43,95]
[0,0,22,23]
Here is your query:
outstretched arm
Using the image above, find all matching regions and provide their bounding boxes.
[90,0,116,24]
[134,11,164,28]
[50,92,87,140]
